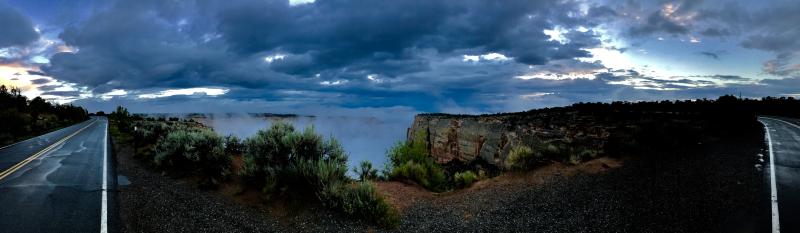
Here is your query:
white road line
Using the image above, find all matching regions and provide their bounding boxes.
[101,118,108,233]
[759,118,780,233]
[764,117,800,131]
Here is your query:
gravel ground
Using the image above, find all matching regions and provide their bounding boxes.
[390,132,770,232]
[113,129,769,232]
[113,138,379,233]
[114,141,286,233]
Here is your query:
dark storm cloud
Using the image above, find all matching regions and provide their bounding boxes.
[30,0,800,114]
[629,11,689,36]
[0,2,39,48]
[613,0,799,79]
[42,90,81,97]
[216,0,600,68]
[40,0,605,111]
[36,85,61,91]
[699,51,720,60]
[613,0,712,38]
[737,1,800,53]
[734,1,800,77]
[699,28,731,37]
[649,0,800,77]
[30,78,50,85]
[42,0,245,93]
[27,70,47,76]
[588,6,617,18]
[696,74,746,81]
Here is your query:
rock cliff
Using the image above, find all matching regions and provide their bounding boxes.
[407,111,611,168]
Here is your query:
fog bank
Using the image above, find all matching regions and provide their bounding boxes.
[187,112,414,174]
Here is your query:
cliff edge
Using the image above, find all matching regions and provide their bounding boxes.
[407,110,611,168]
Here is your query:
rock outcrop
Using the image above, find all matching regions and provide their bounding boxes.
[407,111,610,167]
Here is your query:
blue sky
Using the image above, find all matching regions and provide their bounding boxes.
[0,0,799,115]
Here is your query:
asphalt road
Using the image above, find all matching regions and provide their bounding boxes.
[760,116,800,233]
[0,117,114,233]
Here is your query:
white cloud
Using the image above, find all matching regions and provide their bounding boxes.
[138,87,228,99]
[515,59,605,81]
[462,55,480,62]
[264,54,287,63]
[366,74,385,83]
[99,89,128,100]
[462,52,510,62]
[543,26,570,44]
[320,80,347,86]
[520,92,554,99]
[481,53,509,61]
[515,72,596,80]
[289,0,315,6]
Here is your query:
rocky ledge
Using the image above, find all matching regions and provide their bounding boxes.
[407,110,610,168]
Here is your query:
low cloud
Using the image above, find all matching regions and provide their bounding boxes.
[699,51,722,60]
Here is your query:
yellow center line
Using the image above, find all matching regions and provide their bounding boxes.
[0,120,98,181]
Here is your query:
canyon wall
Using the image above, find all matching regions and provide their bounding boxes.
[407,112,611,167]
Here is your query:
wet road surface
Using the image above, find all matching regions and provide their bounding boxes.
[760,116,800,233]
[0,117,113,233]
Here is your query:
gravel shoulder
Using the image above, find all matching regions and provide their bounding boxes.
[113,136,378,233]
[377,131,770,232]
[114,139,287,233]
[113,128,769,232]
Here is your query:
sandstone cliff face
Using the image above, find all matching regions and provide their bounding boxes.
[407,112,610,167]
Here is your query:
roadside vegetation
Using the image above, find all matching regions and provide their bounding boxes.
[108,107,399,228]
[383,95,800,193]
[0,85,89,147]
[240,122,399,227]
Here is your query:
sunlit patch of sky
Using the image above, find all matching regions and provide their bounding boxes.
[137,87,229,99]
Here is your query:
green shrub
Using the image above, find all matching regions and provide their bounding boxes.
[385,132,447,192]
[240,123,398,227]
[506,145,544,170]
[154,129,231,185]
[242,122,295,179]
[154,130,194,168]
[185,130,231,182]
[320,181,400,228]
[454,170,479,188]
[283,156,349,194]
[390,159,446,192]
[242,122,349,188]
[110,106,131,131]
[387,133,429,166]
[353,160,378,181]
[580,148,600,158]
[224,135,244,155]
[543,143,561,157]
[568,148,599,165]
[392,161,426,184]
[241,123,344,190]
